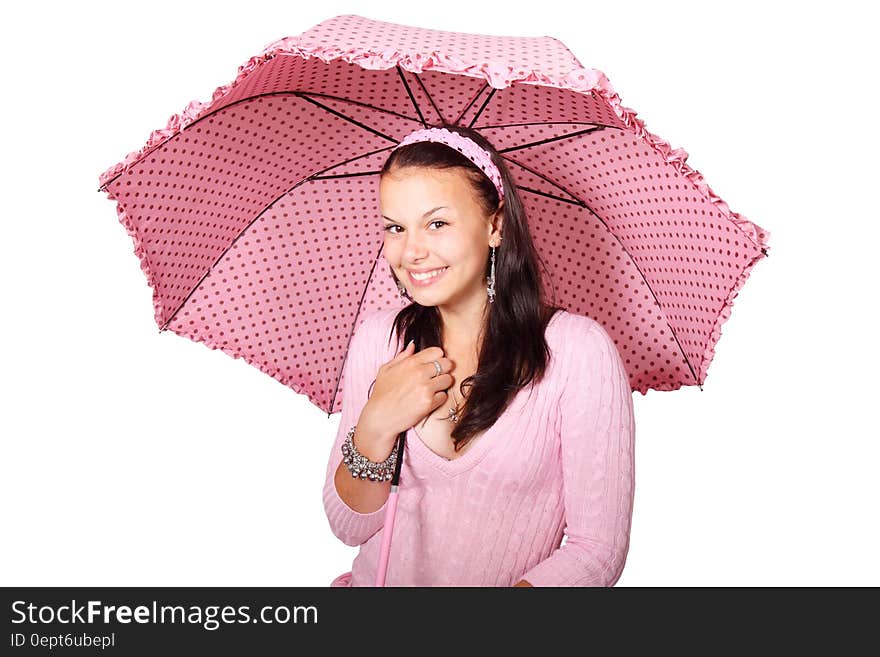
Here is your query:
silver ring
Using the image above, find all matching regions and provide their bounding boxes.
[431,360,442,377]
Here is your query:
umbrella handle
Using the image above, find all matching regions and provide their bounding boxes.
[374,489,400,586]
[374,431,406,587]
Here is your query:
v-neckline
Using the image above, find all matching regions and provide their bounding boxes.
[406,420,499,476]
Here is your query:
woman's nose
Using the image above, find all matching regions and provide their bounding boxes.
[403,234,428,260]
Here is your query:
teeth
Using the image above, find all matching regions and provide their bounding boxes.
[412,267,447,281]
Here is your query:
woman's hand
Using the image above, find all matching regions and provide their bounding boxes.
[359,340,454,450]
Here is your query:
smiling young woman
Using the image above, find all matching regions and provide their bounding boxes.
[323,124,635,588]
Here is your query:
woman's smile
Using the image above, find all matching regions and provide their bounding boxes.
[407,266,450,287]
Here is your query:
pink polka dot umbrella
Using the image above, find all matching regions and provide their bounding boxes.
[97,14,771,586]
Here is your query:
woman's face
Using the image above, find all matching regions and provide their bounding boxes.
[379,166,502,313]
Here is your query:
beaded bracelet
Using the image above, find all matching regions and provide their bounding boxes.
[341,424,398,482]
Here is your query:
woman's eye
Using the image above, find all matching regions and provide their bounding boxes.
[383,220,447,234]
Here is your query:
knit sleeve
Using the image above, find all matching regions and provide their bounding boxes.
[518,318,636,586]
[322,310,391,547]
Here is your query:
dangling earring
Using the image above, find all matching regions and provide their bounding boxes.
[487,243,497,303]
[397,278,409,299]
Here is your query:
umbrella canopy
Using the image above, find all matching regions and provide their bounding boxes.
[98,13,770,411]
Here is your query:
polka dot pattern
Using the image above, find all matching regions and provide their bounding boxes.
[98,14,770,407]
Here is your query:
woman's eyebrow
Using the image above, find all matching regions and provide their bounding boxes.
[382,206,449,222]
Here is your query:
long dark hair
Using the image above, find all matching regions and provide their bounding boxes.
[380,123,562,454]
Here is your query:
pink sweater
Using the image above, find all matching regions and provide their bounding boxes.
[323,306,635,587]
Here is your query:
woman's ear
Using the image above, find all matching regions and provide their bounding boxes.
[490,201,504,239]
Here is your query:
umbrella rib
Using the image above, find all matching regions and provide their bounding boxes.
[503,153,702,387]
[298,91,423,124]
[327,240,386,417]
[477,120,610,129]
[408,69,447,125]
[396,66,429,128]
[297,94,401,144]
[516,185,585,206]
[498,126,608,153]
[157,145,397,333]
[98,90,416,192]
[467,88,497,129]
[310,171,388,181]
[500,154,590,206]
[453,82,490,127]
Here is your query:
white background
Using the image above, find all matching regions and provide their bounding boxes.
[1,1,876,586]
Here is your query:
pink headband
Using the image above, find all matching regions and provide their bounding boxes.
[391,127,505,200]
